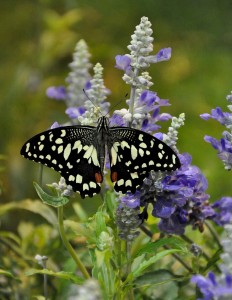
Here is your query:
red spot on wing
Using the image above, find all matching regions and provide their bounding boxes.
[95,172,103,183]
[111,171,118,182]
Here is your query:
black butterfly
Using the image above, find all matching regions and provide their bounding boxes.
[20,116,180,198]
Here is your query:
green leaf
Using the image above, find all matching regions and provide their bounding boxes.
[0,231,21,245]
[135,269,183,286]
[0,269,18,279]
[131,249,182,280]
[33,182,69,207]
[203,248,223,273]
[25,268,85,284]
[64,220,95,243]
[135,237,187,257]
[135,270,179,300]
[0,199,57,225]
[104,191,117,220]
[32,296,46,300]
[73,202,88,221]
[95,211,107,237]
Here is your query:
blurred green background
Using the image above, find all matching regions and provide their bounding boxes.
[1,0,232,224]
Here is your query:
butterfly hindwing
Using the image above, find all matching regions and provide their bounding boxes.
[20,126,102,198]
[108,127,180,194]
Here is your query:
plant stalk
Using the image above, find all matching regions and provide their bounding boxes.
[57,206,90,279]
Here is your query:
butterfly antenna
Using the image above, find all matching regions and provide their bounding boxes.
[83,89,103,118]
[105,93,128,118]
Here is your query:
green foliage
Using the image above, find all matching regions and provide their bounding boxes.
[33,181,70,207]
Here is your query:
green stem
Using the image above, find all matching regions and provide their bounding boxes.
[205,221,222,249]
[57,206,90,279]
[126,240,135,300]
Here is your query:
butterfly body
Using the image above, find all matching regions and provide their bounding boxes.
[21,116,180,198]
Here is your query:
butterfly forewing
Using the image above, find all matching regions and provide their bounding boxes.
[20,126,102,198]
[108,127,180,194]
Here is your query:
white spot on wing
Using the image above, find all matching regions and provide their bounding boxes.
[67,162,73,169]
[76,174,83,183]
[90,181,97,188]
[64,144,71,160]
[39,144,44,151]
[83,183,89,191]
[83,145,94,160]
[55,138,63,144]
[138,134,144,141]
[125,180,132,187]
[69,175,75,181]
[139,142,147,149]
[61,130,66,137]
[131,172,138,179]
[117,179,124,186]
[58,145,63,154]
[26,143,30,152]
[139,148,144,157]
[111,146,117,166]
[158,152,163,159]
[121,141,130,149]
[131,145,138,160]
[172,154,176,164]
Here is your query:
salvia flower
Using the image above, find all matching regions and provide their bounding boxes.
[212,197,232,226]
[65,39,92,107]
[139,152,214,235]
[78,62,110,126]
[201,92,232,170]
[116,201,141,241]
[46,86,67,100]
[46,39,92,120]
[114,90,172,130]
[115,16,172,127]
[115,55,131,73]
[191,223,232,299]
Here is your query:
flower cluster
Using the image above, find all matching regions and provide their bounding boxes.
[46,39,93,124]
[112,17,220,237]
[114,16,172,129]
[192,224,232,299]
[200,92,232,170]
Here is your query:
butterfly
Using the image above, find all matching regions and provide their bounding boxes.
[20,116,181,198]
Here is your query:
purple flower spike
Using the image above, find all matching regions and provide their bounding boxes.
[46,86,67,100]
[192,271,232,300]
[65,106,85,119]
[204,135,232,170]
[115,55,131,73]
